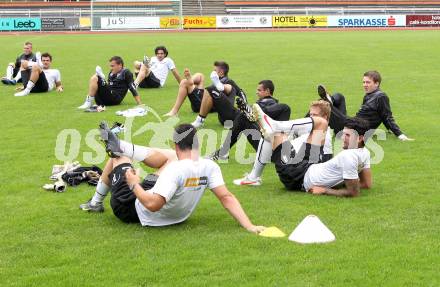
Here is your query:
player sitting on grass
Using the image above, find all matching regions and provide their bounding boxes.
[14,52,63,97]
[208,80,291,161]
[163,68,206,117]
[80,122,266,233]
[78,56,140,109]
[233,100,333,186]
[317,70,413,141]
[133,45,181,89]
[80,121,176,214]
[191,61,246,128]
[2,41,35,85]
[253,104,372,196]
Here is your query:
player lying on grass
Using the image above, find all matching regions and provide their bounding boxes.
[207,80,291,161]
[14,52,63,97]
[233,100,333,186]
[78,56,140,109]
[133,45,181,89]
[253,104,372,197]
[317,70,413,141]
[2,41,35,85]
[80,122,266,233]
[191,61,247,128]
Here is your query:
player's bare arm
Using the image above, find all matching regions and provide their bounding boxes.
[211,185,265,234]
[55,80,63,92]
[328,179,360,197]
[126,169,166,212]
[171,68,182,84]
[310,178,360,197]
[359,168,372,189]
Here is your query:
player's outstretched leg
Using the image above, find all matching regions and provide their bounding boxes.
[252,104,313,139]
[2,63,16,84]
[236,97,256,122]
[233,138,271,186]
[210,70,224,91]
[78,72,100,109]
[317,84,333,104]
[164,69,202,117]
[14,62,42,97]
[79,158,113,212]
[99,121,123,157]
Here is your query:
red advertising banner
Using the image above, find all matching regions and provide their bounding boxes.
[406,15,440,27]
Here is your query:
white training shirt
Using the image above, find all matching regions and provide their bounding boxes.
[291,129,333,155]
[149,56,176,87]
[43,69,61,91]
[303,147,371,191]
[135,158,225,227]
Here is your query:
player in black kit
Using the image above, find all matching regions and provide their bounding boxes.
[191,61,246,128]
[208,80,291,160]
[318,70,413,141]
[78,56,141,109]
[2,41,36,85]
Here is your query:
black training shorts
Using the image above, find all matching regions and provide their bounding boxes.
[109,163,158,223]
[95,77,124,106]
[272,142,323,191]
[138,72,161,89]
[187,88,204,112]
[30,71,49,93]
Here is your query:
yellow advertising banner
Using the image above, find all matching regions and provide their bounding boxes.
[184,16,216,28]
[160,16,216,29]
[79,17,91,28]
[160,17,181,29]
[272,15,327,27]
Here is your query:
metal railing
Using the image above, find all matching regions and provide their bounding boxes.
[2,5,440,17]
[226,6,440,15]
[198,0,203,15]
[0,7,179,17]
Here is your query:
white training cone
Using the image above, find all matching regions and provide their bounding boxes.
[288,215,335,244]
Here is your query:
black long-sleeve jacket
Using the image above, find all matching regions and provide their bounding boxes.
[256,96,278,110]
[356,89,402,136]
[107,68,138,98]
[15,53,36,68]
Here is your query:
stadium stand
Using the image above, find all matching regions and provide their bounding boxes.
[0,0,439,16]
[0,1,88,18]
[183,0,226,15]
[0,1,176,18]
[224,0,440,14]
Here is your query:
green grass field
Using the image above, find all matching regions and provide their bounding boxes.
[1,30,439,286]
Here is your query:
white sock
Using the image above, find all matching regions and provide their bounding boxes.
[13,71,21,82]
[95,65,105,80]
[248,162,264,181]
[91,179,110,205]
[210,71,224,92]
[273,117,314,136]
[36,52,42,68]
[117,140,152,162]
[248,139,272,179]
[79,95,94,108]
[258,138,273,164]
[196,115,205,124]
[6,65,13,80]
[326,94,333,104]
[85,95,94,103]
[24,80,35,93]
